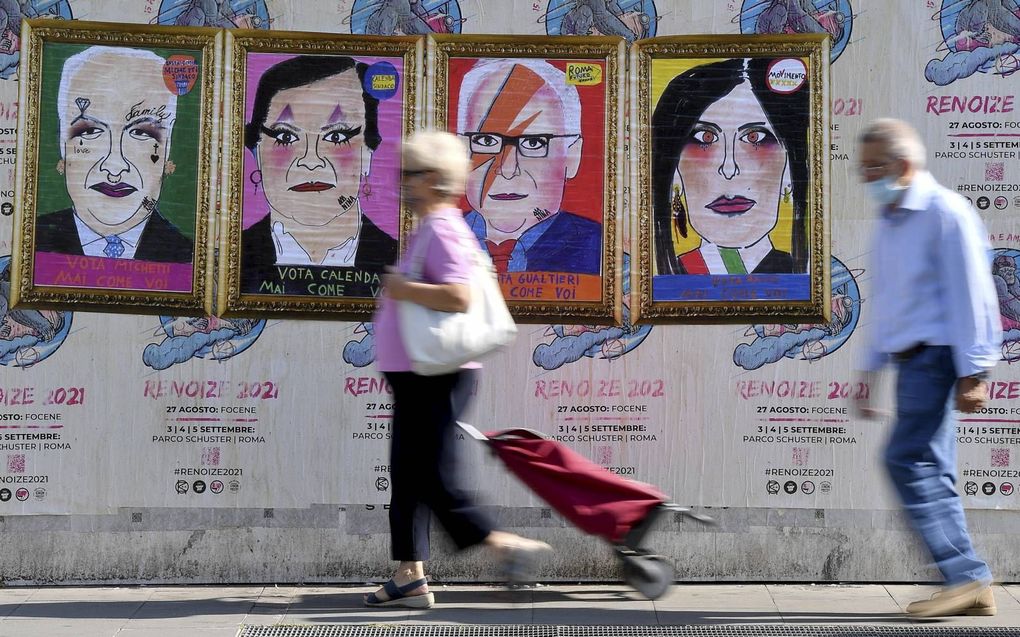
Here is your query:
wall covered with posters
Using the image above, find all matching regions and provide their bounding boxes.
[1,0,1020,584]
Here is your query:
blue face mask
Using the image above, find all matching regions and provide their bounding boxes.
[866,175,906,207]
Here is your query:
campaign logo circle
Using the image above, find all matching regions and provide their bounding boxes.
[193,480,207,494]
[995,196,1008,210]
[363,61,400,101]
[977,196,991,210]
[982,481,996,496]
[740,0,853,63]
[210,480,224,494]
[783,480,798,494]
[33,488,45,500]
[766,58,807,94]
[819,481,832,494]
[766,480,780,494]
[175,480,189,494]
[801,480,816,495]
[1001,482,1014,496]
[228,479,241,493]
[965,481,979,496]
[15,488,28,501]
[0,488,11,502]
[543,0,657,41]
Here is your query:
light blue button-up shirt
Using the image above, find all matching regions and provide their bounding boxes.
[860,171,1001,377]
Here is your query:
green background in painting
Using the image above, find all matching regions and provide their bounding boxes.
[35,42,203,239]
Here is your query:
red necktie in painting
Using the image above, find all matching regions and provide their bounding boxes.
[486,239,517,274]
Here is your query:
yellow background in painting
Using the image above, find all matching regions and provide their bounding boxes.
[649,57,802,259]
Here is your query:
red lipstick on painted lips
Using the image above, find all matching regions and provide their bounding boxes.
[89,182,137,198]
[289,181,334,193]
[706,195,756,215]
[488,193,527,201]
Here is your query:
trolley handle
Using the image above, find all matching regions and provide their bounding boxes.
[455,422,553,442]
[486,428,553,441]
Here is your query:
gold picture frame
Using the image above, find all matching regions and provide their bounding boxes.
[631,35,831,323]
[12,19,221,315]
[218,30,421,320]
[427,34,626,325]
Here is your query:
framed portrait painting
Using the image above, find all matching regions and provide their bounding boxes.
[218,31,421,319]
[632,36,831,323]
[427,35,626,325]
[11,20,221,315]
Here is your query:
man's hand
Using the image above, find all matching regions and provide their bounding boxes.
[853,371,884,420]
[956,376,988,413]
[381,266,410,301]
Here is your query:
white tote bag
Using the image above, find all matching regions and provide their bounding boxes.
[398,218,517,376]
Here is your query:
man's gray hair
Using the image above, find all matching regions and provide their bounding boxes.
[57,46,177,159]
[858,118,927,170]
[456,58,582,134]
[403,130,469,199]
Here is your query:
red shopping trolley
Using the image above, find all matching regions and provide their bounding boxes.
[459,423,713,599]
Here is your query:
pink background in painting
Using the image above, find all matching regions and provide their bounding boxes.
[242,53,405,238]
[34,252,193,293]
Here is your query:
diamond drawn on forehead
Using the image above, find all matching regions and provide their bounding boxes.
[74,97,90,115]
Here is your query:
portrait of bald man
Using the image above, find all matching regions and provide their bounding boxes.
[35,45,194,264]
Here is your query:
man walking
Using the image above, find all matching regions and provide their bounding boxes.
[855,118,1000,617]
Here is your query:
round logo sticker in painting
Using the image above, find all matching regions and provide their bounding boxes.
[362,61,400,101]
[155,0,271,29]
[163,55,199,96]
[766,58,807,94]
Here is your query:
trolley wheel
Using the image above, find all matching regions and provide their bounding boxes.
[622,555,674,600]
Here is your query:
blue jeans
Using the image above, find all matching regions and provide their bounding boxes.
[884,345,992,586]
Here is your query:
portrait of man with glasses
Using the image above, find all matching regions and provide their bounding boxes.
[455,58,602,275]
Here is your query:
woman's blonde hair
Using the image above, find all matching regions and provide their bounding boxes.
[402,131,470,198]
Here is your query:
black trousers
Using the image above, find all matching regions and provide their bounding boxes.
[383,369,493,561]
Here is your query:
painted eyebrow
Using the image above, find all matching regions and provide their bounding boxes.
[70,113,107,128]
[692,121,721,132]
[265,121,300,131]
[126,116,167,129]
[320,122,361,133]
[738,121,770,132]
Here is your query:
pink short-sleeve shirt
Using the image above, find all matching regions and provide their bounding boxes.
[373,207,482,372]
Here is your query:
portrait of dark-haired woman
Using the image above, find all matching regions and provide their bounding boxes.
[241,54,398,294]
[651,57,809,277]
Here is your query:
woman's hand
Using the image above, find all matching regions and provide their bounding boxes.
[382,266,411,301]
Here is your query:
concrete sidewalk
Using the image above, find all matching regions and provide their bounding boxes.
[0,583,1019,636]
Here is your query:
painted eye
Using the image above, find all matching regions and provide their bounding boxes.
[74,127,104,141]
[323,131,351,145]
[128,128,156,141]
[692,129,718,144]
[267,129,299,145]
[322,126,361,146]
[739,128,774,145]
[471,134,500,148]
[518,136,549,152]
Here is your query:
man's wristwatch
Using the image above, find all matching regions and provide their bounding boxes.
[966,371,990,382]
